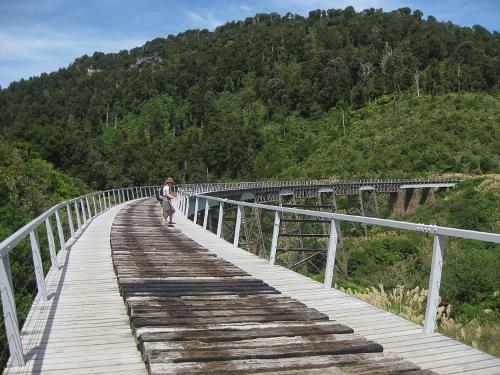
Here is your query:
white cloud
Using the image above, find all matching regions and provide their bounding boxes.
[186,10,224,30]
[0,25,144,63]
[0,24,145,86]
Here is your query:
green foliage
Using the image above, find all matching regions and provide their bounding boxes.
[345,232,427,289]
[0,8,498,185]
[0,139,87,366]
[267,93,499,179]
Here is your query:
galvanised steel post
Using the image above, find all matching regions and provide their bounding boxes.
[102,193,107,210]
[85,197,92,221]
[126,188,130,201]
[324,219,340,289]
[203,199,209,229]
[107,191,112,207]
[0,255,25,366]
[269,211,281,265]
[74,201,82,231]
[29,231,48,301]
[92,195,97,216]
[193,197,199,224]
[98,193,103,212]
[113,190,117,205]
[66,204,75,239]
[55,209,66,253]
[216,201,224,238]
[424,235,446,334]
[45,218,59,269]
[80,199,87,225]
[185,196,190,217]
[233,205,242,247]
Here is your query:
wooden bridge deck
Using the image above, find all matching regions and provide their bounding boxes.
[111,199,436,374]
[5,198,499,374]
[169,200,500,375]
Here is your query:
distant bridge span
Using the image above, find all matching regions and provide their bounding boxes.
[1,179,499,374]
[179,178,458,203]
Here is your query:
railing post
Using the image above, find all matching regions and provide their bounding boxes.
[126,189,130,201]
[55,209,66,253]
[424,235,445,334]
[92,195,97,216]
[45,218,59,269]
[203,199,209,229]
[80,199,87,225]
[112,190,117,205]
[85,197,92,221]
[185,197,190,217]
[233,205,242,247]
[269,211,281,265]
[66,204,75,238]
[29,231,48,300]
[74,201,82,230]
[216,202,224,238]
[324,219,340,288]
[102,193,107,210]
[107,191,112,207]
[193,197,199,224]
[0,255,25,366]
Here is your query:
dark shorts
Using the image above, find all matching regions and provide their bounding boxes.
[161,200,175,218]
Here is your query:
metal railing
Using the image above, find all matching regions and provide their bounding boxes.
[177,188,500,336]
[0,185,160,367]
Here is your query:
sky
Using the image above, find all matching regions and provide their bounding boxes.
[0,0,498,88]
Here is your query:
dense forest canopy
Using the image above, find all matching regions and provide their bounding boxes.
[0,7,498,187]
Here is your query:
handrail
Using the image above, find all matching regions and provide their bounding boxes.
[176,182,499,338]
[186,195,500,243]
[0,184,161,367]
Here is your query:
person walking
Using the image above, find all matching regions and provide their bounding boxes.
[161,177,176,228]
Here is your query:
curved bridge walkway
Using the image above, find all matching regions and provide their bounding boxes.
[4,203,147,375]
[5,198,499,374]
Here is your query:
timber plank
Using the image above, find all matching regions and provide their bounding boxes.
[111,199,432,375]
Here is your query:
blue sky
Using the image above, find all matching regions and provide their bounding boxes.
[0,0,498,88]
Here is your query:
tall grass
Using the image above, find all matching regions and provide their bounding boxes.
[338,284,499,357]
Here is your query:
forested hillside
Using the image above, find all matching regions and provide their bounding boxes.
[0,7,498,186]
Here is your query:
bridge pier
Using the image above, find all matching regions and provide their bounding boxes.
[389,187,439,217]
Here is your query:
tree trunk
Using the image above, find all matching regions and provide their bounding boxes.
[414,68,420,97]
